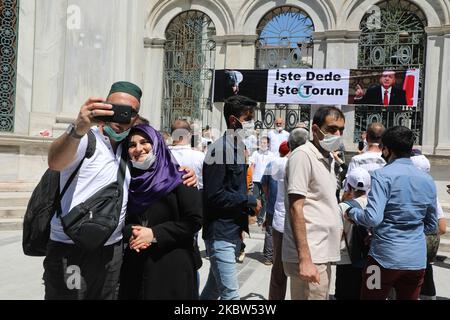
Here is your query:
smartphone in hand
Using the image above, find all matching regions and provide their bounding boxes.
[95,103,133,124]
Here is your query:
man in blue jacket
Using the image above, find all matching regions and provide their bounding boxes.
[346,126,438,300]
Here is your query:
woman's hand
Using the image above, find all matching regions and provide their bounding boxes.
[129,226,154,252]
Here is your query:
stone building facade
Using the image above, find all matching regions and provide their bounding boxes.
[1,0,450,185]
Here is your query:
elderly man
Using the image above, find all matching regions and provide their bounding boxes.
[282,106,345,300]
[268,118,290,154]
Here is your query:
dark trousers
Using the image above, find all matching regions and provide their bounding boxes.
[420,263,436,296]
[253,182,266,225]
[335,264,363,300]
[268,229,287,300]
[43,240,123,300]
[263,213,273,262]
[360,256,425,300]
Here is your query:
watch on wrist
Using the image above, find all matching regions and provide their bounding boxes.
[66,123,84,139]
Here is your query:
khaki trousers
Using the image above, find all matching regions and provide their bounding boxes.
[283,261,331,300]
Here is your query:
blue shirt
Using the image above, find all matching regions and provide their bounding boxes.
[348,158,438,270]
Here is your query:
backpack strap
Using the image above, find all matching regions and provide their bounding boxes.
[56,130,96,217]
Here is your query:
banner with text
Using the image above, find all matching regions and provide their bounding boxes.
[213,68,419,107]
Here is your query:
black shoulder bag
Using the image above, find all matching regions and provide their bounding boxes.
[59,147,127,252]
[22,131,96,256]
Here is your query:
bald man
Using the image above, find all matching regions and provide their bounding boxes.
[169,119,205,189]
[268,118,289,154]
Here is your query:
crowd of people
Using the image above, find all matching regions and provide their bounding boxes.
[41,81,447,300]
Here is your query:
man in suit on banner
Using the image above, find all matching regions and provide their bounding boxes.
[354,70,407,106]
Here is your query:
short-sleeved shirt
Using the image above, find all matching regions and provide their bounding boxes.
[169,145,205,189]
[50,127,130,245]
[282,141,342,264]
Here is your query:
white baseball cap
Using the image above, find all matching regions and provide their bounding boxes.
[411,155,430,173]
[346,167,371,192]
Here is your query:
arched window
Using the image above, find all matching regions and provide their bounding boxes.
[255,6,314,131]
[356,0,426,144]
[162,10,216,131]
[0,0,19,132]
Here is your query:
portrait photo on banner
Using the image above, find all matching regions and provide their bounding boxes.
[348,68,419,107]
[213,69,268,102]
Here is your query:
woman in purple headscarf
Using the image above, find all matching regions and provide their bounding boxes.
[118,124,202,300]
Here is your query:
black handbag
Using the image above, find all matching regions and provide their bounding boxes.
[59,152,127,252]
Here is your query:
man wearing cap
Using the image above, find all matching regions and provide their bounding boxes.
[44,82,195,299]
[335,167,371,300]
[354,70,407,106]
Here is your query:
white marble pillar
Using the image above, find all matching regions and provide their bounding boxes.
[61,0,125,116]
[436,31,450,155]
[14,0,35,135]
[421,29,443,155]
[30,0,67,135]
[142,38,166,130]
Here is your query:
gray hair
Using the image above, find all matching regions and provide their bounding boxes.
[288,128,309,151]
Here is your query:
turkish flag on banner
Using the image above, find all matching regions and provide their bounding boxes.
[403,69,420,106]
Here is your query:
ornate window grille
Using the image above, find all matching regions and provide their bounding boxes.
[162,10,216,132]
[0,0,19,132]
[356,0,426,144]
[255,6,314,131]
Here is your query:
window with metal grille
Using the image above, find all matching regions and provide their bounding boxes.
[161,10,216,132]
[356,0,427,144]
[0,0,18,132]
[255,6,314,131]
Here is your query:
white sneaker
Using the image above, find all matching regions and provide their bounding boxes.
[237,251,245,263]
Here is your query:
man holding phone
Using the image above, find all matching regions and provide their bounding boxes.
[44,81,196,300]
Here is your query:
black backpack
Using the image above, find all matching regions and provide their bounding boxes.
[343,199,370,268]
[22,131,96,256]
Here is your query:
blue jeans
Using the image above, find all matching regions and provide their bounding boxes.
[200,238,241,300]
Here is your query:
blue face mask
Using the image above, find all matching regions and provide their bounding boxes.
[103,125,130,142]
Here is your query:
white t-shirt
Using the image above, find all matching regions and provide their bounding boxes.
[168,144,205,189]
[250,149,276,183]
[270,157,288,233]
[345,151,386,191]
[268,129,289,154]
[50,127,130,245]
[336,196,368,265]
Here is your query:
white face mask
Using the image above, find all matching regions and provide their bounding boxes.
[238,119,255,138]
[277,126,283,132]
[318,129,342,152]
[131,152,156,170]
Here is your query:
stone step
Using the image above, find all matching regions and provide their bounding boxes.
[0,218,23,231]
[0,207,26,219]
[0,182,37,192]
[439,238,450,252]
[0,192,32,208]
